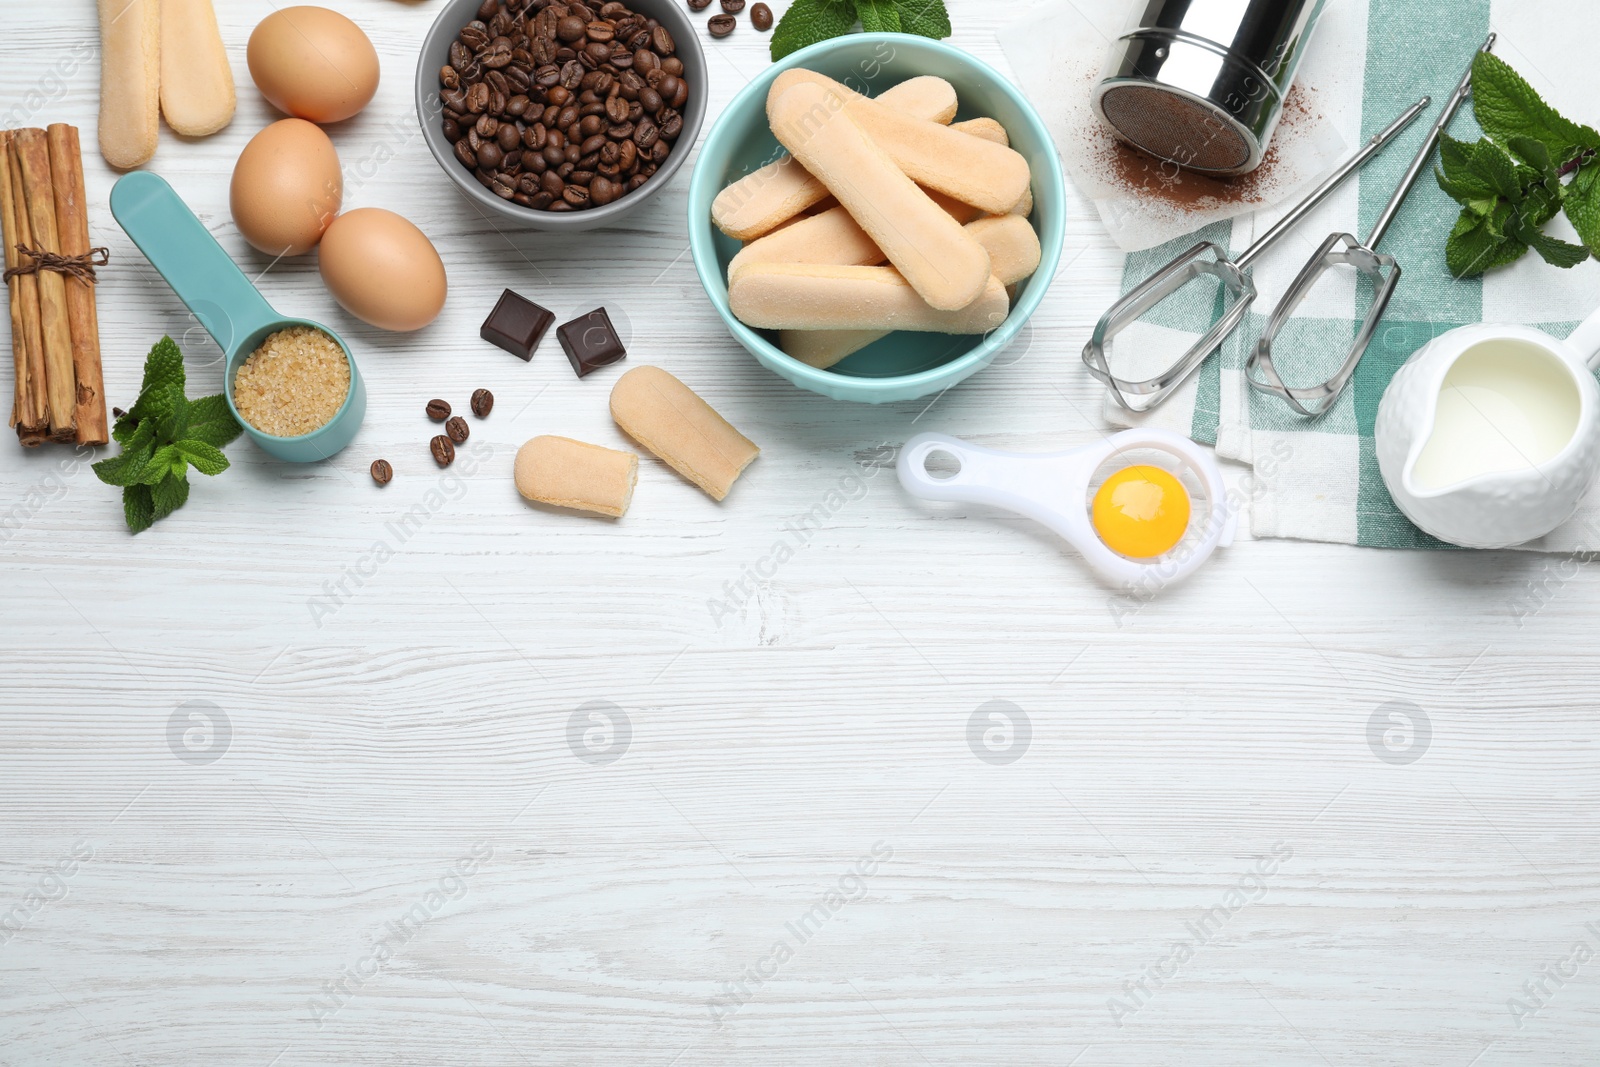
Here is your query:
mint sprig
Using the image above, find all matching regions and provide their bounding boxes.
[770,0,951,61]
[93,337,243,534]
[1437,51,1600,277]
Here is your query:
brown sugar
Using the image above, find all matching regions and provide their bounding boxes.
[233,325,350,438]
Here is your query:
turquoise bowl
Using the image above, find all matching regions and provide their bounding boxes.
[687,33,1066,404]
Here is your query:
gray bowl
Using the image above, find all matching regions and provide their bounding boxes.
[415,0,708,233]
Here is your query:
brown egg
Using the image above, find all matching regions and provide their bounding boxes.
[318,209,447,332]
[230,119,343,256]
[248,7,380,124]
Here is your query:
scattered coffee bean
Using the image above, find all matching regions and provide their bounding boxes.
[426,398,452,421]
[708,13,736,36]
[446,415,471,444]
[751,2,772,30]
[722,0,744,11]
[441,0,692,213]
[370,459,393,486]
[471,388,494,417]
[431,435,457,467]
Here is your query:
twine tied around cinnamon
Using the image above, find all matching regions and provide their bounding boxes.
[3,243,109,284]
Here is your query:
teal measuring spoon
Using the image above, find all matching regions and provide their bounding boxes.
[109,172,365,463]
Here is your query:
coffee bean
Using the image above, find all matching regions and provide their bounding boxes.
[445,416,471,444]
[482,36,514,68]
[426,398,451,421]
[471,389,494,417]
[751,2,772,30]
[708,13,736,36]
[721,0,744,12]
[440,0,688,214]
[431,435,456,468]
[688,0,712,8]
[370,459,393,486]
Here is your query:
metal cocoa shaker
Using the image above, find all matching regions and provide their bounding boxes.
[1091,0,1328,176]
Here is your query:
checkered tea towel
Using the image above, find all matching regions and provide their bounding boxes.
[1004,0,1600,551]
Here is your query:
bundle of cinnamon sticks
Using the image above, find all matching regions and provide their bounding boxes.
[0,124,108,447]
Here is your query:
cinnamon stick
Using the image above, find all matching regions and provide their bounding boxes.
[0,132,24,431]
[1,134,48,445]
[46,124,108,446]
[11,128,76,442]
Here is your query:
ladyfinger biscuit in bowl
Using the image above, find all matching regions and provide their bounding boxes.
[772,70,1031,217]
[778,214,1043,369]
[952,117,1009,147]
[712,76,958,242]
[729,190,979,278]
[730,264,1009,334]
[726,124,1028,280]
[514,436,638,519]
[768,82,991,312]
[610,366,759,502]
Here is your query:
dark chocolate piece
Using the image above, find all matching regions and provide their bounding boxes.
[556,307,627,377]
[481,289,556,361]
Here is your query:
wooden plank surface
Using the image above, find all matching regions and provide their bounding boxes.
[2,2,1599,1065]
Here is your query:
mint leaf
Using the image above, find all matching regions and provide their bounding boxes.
[140,336,185,396]
[149,473,190,522]
[140,444,183,484]
[1564,160,1600,256]
[123,485,155,534]
[892,0,951,39]
[101,337,237,533]
[1446,208,1526,278]
[93,448,151,488]
[1472,51,1600,162]
[1439,135,1522,200]
[857,0,901,33]
[1522,226,1589,269]
[771,0,859,61]
[1506,135,1561,184]
[184,393,244,449]
[175,440,229,476]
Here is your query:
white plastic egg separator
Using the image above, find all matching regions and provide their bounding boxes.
[897,429,1236,589]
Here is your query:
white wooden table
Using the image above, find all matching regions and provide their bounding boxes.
[3,2,1599,1064]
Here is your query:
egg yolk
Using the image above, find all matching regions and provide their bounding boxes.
[1091,466,1191,559]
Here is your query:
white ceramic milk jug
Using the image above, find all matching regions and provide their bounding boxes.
[1375,308,1600,549]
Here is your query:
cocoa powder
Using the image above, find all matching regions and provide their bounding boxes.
[1087,83,1318,211]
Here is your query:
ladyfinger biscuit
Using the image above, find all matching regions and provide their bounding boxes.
[514,435,638,518]
[769,82,991,312]
[712,76,957,241]
[610,366,759,502]
[160,0,236,137]
[791,72,1032,217]
[780,215,1042,369]
[952,117,1009,147]
[728,133,1021,279]
[729,193,973,277]
[731,264,1009,334]
[97,0,160,169]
